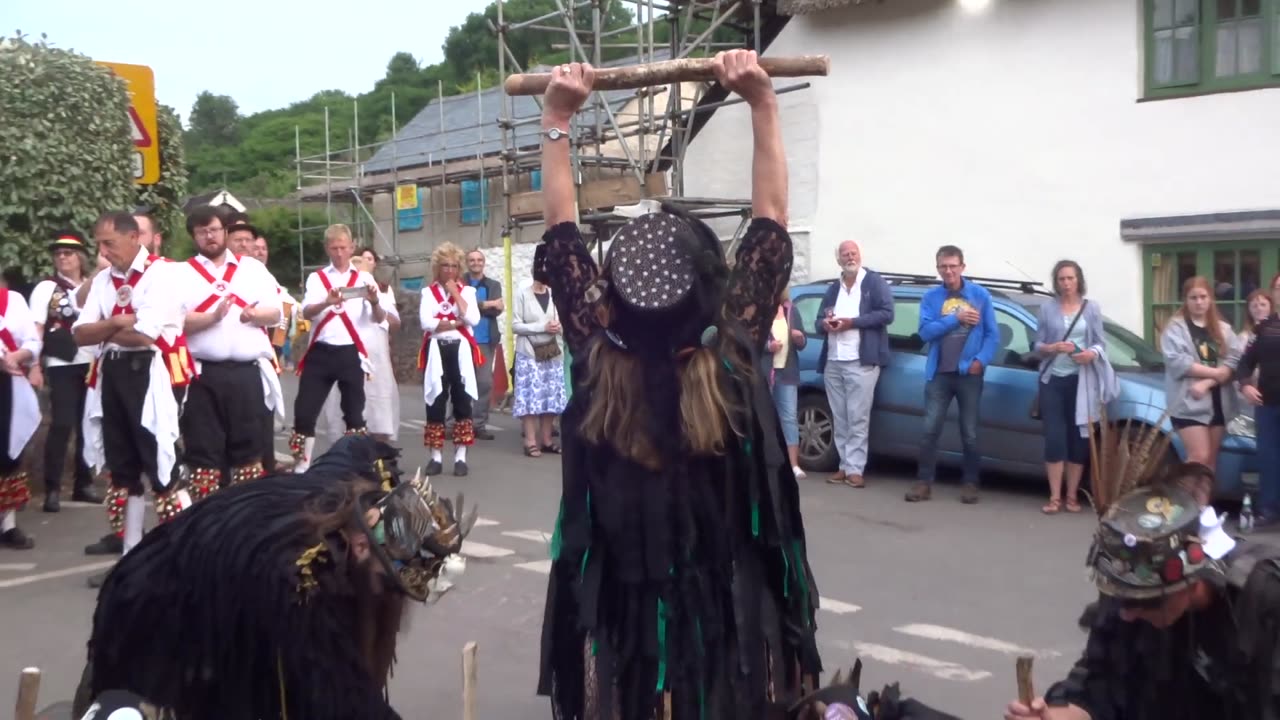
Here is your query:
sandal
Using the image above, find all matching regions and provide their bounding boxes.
[1065,498,1083,513]
[524,445,542,457]
[1042,498,1062,514]
[541,443,562,454]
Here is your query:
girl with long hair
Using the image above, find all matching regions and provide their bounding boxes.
[535,53,821,719]
[1161,276,1240,470]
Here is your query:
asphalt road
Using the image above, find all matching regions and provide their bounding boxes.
[1,378,1108,719]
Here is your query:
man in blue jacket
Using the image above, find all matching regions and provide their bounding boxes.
[905,245,998,505]
[817,240,894,489]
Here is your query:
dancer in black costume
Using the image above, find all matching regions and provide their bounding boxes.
[535,51,822,719]
[75,434,477,720]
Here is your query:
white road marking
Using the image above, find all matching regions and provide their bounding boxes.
[502,530,551,544]
[515,559,553,574]
[0,563,37,572]
[0,561,116,590]
[56,500,102,509]
[893,623,1060,658]
[474,517,500,527]
[818,597,862,615]
[852,642,992,682]
[400,420,426,429]
[275,452,293,463]
[460,541,515,559]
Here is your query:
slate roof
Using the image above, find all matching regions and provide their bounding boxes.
[362,50,673,175]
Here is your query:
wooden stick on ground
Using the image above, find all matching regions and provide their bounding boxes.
[503,55,831,96]
[1016,655,1036,706]
[15,667,40,720]
[462,642,478,720]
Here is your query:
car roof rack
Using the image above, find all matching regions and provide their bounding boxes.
[877,272,1050,296]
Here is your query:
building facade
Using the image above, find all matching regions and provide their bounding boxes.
[685,0,1280,339]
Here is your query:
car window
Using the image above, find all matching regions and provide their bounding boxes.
[888,297,924,354]
[1103,321,1165,372]
[993,307,1035,367]
[794,294,825,336]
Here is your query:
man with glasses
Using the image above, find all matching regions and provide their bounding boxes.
[906,244,997,505]
[464,250,502,440]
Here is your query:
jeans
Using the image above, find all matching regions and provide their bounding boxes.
[1256,404,1280,518]
[771,381,798,447]
[917,372,984,485]
[1041,373,1086,464]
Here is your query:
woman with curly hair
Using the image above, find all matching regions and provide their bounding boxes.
[418,241,481,477]
[535,51,822,719]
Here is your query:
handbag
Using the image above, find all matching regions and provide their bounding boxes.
[1030,300,1087,420]
[532,338,562,362]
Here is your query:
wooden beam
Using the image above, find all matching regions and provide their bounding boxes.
[504,56,831,96]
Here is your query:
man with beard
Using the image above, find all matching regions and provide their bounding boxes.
[176,208,282,494]
[291,224,389,471]
[74,435,477,720]
[72,212,194,575]
[28,230,102,512]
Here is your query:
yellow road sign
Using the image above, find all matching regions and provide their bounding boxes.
[97,61,160,185]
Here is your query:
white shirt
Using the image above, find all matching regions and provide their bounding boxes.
[830,268,865,363]
[29,275,96,366]
[178,252,282,362]
[1,290,43,359]
[375,286,399,333]
[301,265,392,347]
[73,247,184,354]
[419,282,480,342]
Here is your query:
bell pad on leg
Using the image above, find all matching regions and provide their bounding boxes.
[424,423,446,449]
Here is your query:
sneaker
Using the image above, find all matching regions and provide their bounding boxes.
[961,483,980,504]
[905,483,932,502]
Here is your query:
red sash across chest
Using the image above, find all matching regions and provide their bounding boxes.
[417,283,485,370]
[296,269,368,375]
[0,291,18,354]
[94,255,196,388]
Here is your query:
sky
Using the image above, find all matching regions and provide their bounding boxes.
[9,0,494,120]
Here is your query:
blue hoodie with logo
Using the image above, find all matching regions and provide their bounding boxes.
[917,278,999,382]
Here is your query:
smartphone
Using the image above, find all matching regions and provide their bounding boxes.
[338,286,366,300]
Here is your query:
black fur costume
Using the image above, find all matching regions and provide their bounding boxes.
[76,435,471,720]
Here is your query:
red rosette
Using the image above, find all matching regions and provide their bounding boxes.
[1162,555,1185,583]
[1186,543,1205,565]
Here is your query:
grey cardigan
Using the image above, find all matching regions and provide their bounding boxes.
[1034,298,1119,430]
[1160,317,1241,424]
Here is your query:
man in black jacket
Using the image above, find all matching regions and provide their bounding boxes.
[464,249,502,439]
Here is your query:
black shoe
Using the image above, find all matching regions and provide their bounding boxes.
[85,534,123,556]
[44,491,61,513]
[72,486,104,504]
[425,460,443,476]
[0,527,35,550]
[475,429,495,441]
[454,460,469,477]
[87,570,111,589]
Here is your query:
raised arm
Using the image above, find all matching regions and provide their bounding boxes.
[540,63,603,355]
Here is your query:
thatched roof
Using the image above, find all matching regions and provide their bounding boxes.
[778,0,882,15]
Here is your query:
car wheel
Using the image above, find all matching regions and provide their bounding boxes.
[797,392,838,472]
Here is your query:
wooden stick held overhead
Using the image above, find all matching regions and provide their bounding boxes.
[15,667,40,720]
[1016,655,1036,706]
[503,55,831,96]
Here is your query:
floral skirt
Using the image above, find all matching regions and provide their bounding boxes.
[513,351,567,418]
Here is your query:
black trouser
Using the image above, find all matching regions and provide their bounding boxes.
[180,360,265,471]
[427,341,471,423]
[0,369,21,475]
[293,342,364,435]
[42,363,93,493]
[261,406,277,473]
[100,351,167,496]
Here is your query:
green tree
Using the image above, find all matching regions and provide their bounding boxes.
[0,32,134,277]
[250,206,330,292]
[187,91,241,147]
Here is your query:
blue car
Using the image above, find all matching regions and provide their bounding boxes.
[790,274,1259,497]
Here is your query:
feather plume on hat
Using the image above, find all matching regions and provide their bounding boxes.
[1084,402,1174,517]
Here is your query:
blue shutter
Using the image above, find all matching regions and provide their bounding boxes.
[396,188,425,232]
[531,169,542,191]
[461,179,489,225]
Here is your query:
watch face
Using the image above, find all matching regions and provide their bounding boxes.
[547,128,563,141]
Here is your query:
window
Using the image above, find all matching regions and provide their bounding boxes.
[993,308,1036,367]
[531,169,543,192]
[399,276,424,292]
[460,179,489,225]
[396,186,424,232]
[793,293,825,337]
[1143,239,1280,342]
[886,298,924,354]
[1145,0,1280,96]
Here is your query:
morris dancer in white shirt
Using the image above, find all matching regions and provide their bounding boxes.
[178,210,283,493]
[418,242,482,477]
[28,231,103,512]
[291,224,390,471]
[73,212,193,568]
[0,283,43,550]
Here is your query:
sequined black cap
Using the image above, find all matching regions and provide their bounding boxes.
[606,212,700,312]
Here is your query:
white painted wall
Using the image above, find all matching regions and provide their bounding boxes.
[684,0,1280,333]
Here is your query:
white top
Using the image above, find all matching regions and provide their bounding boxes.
[0,290,43,359]
[301,265,392,347]
[73,247,185,354]
[512,284,559,358]
[178,252,282,362]
[30,275,96,366]
[830,268,865,362]
[374,286,399,333]
[418,282,480,342]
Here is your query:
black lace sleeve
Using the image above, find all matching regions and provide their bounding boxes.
[542,222,602,355]
[722,218,793,347]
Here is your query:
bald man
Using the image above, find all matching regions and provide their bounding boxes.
[815,240,894,489]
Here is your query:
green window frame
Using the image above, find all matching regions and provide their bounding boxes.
[1144,0,1280,98]
[1142,239,1280,343]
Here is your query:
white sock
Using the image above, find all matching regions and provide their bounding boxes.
[431,449,443,464]
[792,465,807,479]
[123,496,145,554]
[455,445,467,464]
[1,510,14,532]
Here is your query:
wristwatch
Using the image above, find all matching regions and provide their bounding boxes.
[544,127,569,142]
